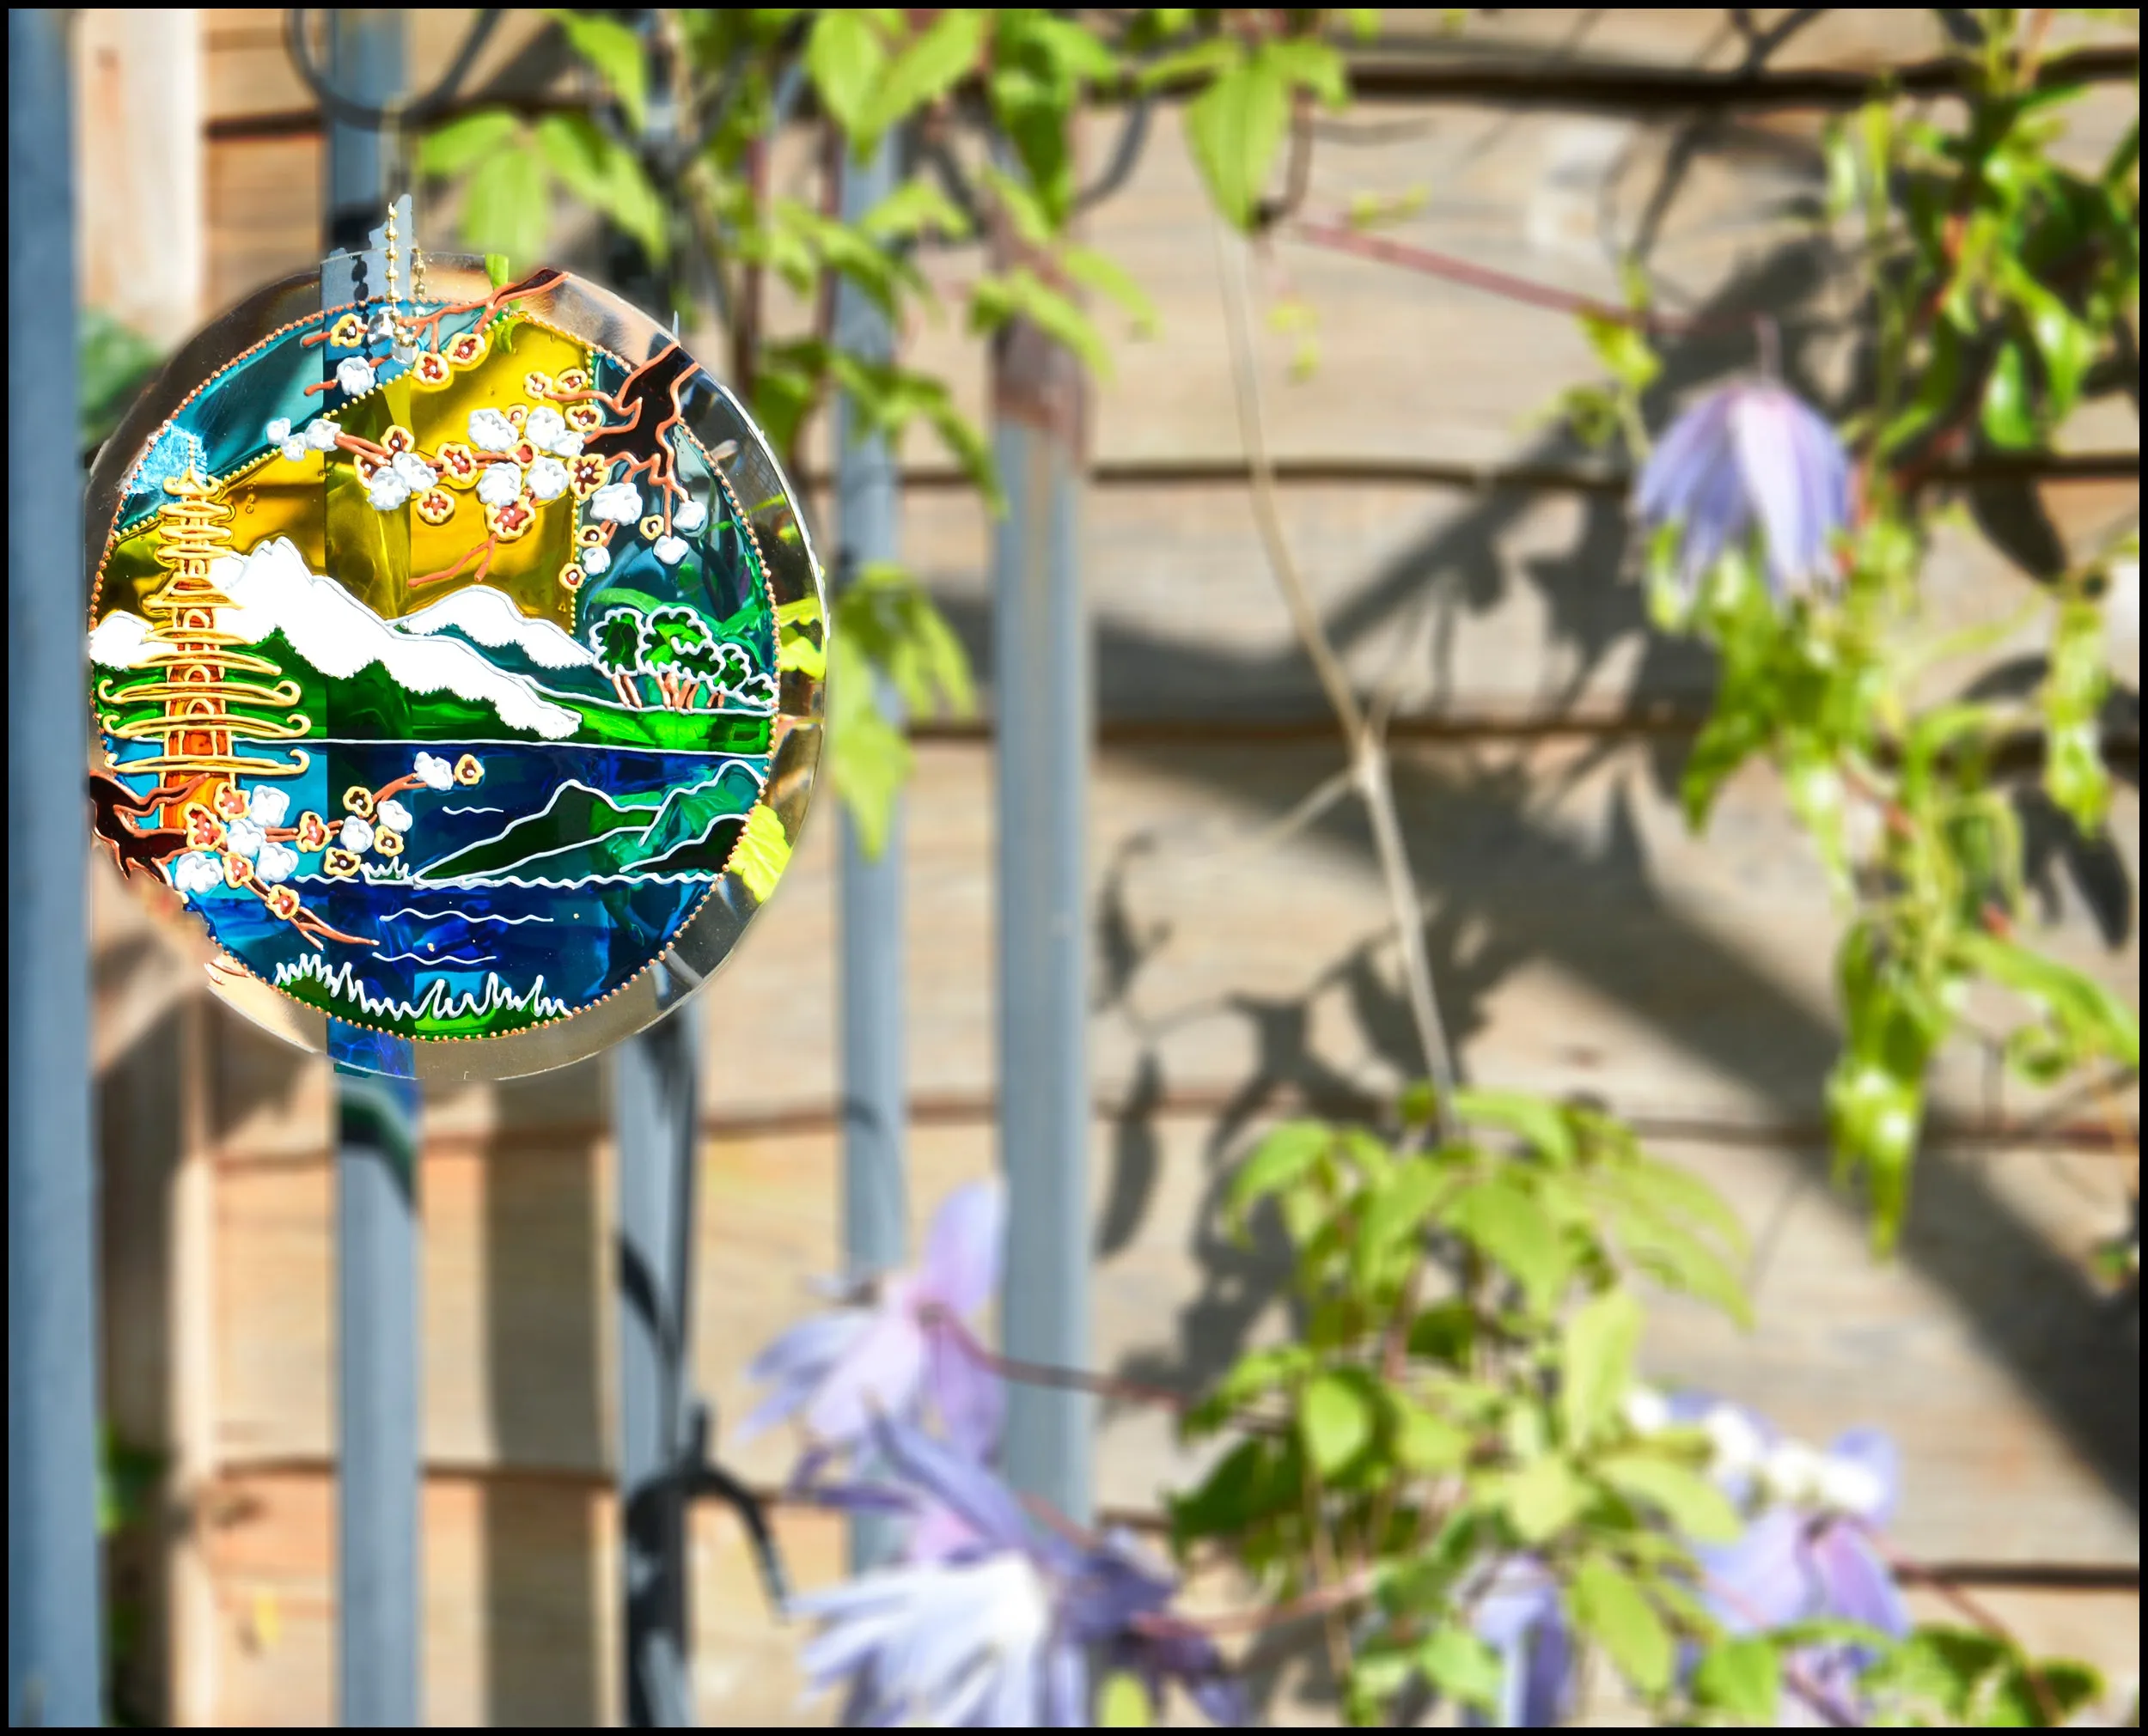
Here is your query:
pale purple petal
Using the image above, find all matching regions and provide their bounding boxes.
[804,1311,929,1445]
[1043,1636,1088,1727]
[905,1499,986,1565]
[917,1179,1005,1317]
[986,1629,1047,1727]
[925,1321,1006,1462]
[735,1310,871,1443]
[746,1308,868,1387]
[1809,1522,1910,1638]
[1468,1560,1575,1727]
[1826,1427,1901,1525]
[1698,1508,1813,1633]
[1635,381,1847,600]
[871,1415,1035,1553]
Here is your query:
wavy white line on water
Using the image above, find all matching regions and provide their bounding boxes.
[380,905,555,926]
[439,805,504,815]
[374,949,498,967]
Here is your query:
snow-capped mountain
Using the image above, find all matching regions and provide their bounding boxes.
[396,583,595,670]
[89,536,581,739]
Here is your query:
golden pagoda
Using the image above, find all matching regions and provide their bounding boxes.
[96,467,312,824]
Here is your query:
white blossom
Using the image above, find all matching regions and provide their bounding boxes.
[524,405,571,452]
[248,786,290,827]
[468,406,519,454]
[526,457,571,502]
[1701,1404,1766,1483]
[589,480,643,523]
[1815,1454,1889,1520]
[339,816,375,854]
[652,534,688,566]
[265,417,293,442]
[674,498,708,533]
[171,852,223,895]
[255,841,300,884]
[225,818,266,859]
[1621,1387,1670,1436]
[367,471,413,512]
[582,544,611,576]
[390,451,438,490]
[413,752,455,790]
[1760,1441,1828,1507]
[306,417,342,451]
[336,356,377,396]
[550,429,584,457]
[376,798,413,833]
[279,437,308,463]
[477,462,523,508]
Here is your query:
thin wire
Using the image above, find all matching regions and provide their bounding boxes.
[283,8,503,131]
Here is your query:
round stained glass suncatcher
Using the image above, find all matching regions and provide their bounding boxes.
[84,251,827,1081]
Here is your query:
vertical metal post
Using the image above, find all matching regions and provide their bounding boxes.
[324,10,402,255]
[834,130,909,1571]
[614,996,702,1728]
[330,1026,423,1727]
[322,18,418,1719]
[8,10,104,1726]
[992,299,1094,1521]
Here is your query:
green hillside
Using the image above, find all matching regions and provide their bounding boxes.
[418,763,764,882]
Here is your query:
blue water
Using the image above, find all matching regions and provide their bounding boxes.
[114,738,764,1031]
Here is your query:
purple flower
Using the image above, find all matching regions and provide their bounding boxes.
[792,1417,1242,1726]
[740,1181,1005,1458]
[1671,1399,1908,1721]
[1467,1557,1576,1727]
[1635,381,1851,600]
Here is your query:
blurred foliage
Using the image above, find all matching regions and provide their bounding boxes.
[1573,10,2140,1251]
[79,308,164,451]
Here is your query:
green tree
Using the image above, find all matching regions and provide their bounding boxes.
[590,606,651,708]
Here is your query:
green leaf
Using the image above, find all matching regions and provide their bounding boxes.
[1356,1158,1444,1282]
[1444,1176,1568,1314]
[1451,1087,1577,1163]
[459,142,552,272]
[729,801,794,904]
[1825,1054,1925,1252]
[1501,1455,1589,1544]
[485,253,512,289]
[1167,1434,1302,1546]
[534,113,668,264]
[862,9,985,143]
[1058,245,1159,337]
[549,9,650,132]
[1184,46,1289,229]
[1580,313,1661,391]
[420,107,522,177]
[1691,1635,1782,1722]
[1980,342,2038,449]
[1226,1121,1333,1230]
[1097,1672,1152,1727]
[1559,1288,1641,1449]
[1298,1370,1377,1477]
[1956,932,2139,1069]
[1267,35,1350,107]
[967,267,1114,380]
[1417,1627,1504,1715]
[1390,1397,1471,1472]
[1570,1555,1674,1696]
[828,648,911,860]
[805,9,889,139]
[1596,1452,1744,1544]
[77,308,163,448]
[1186,1343,1315,1437]
[859,175,973,243]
